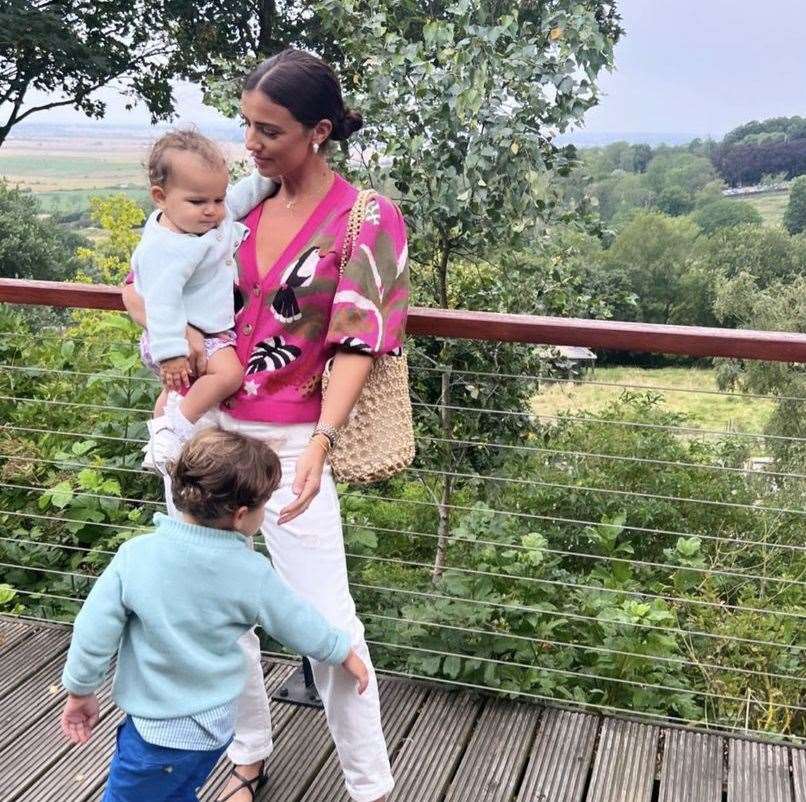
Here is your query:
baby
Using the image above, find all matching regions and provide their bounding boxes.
[132,129,275,471]
[60,427,368,802]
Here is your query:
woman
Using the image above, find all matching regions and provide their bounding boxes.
[122,48,408,802]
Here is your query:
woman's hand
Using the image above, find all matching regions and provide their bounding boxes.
[185,326,207,378]
[278,437,328,526]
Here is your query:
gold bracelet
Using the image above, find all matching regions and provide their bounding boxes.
[310,432,332,456]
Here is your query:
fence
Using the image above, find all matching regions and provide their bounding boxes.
[0,277,804,744]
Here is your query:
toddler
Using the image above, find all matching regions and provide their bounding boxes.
[60,428,368,802]
[133,129,275,471]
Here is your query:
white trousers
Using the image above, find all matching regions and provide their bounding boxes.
[161,403,394,802]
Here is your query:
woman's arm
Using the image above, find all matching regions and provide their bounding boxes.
[121,283,207,377]
[121,283,146,327]
[278,352,372,525]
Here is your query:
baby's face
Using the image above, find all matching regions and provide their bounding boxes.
[154,151,229,235]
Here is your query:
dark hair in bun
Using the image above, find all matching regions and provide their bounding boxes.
[244,48,363,143]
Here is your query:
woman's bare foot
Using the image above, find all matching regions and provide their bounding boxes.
[217,760,265,802]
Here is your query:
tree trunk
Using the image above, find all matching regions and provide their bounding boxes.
[256,0,277,57]
[432,366,453,580]
[431,239,454,582]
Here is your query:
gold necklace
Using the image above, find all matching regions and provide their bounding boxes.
[281,170,332,212]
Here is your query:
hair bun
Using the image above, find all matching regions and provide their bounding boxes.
[332,108,363,141]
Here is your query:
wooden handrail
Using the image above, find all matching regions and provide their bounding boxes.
[2,277,805,362]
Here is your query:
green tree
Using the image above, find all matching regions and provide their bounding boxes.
[303,0,622,576]
[783,176,806,234]
[0,182,84,281]
[0,0,331,146]
[656,185,693,216]
[691,199,762,235]
[696,224,806,288]
[604,211,699,324]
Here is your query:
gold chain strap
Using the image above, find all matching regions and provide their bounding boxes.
[338,189,375,278]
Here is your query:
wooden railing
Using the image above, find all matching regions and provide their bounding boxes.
[2,277,806,362]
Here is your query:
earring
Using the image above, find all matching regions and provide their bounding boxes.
[312,142,320,154]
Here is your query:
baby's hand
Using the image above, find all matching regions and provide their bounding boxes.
[61,693,100,744]
[342,649,369,695]
[160,356,192,392]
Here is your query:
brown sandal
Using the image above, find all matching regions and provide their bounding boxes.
[217,760,268,801]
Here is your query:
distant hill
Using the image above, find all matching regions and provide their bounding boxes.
[555,130,703,148]
[7,119,243,144]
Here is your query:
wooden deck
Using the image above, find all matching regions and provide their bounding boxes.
[1,617,803,802]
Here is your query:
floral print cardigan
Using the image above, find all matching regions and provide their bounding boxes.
[225,173,409,423]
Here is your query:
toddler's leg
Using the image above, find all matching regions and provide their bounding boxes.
[102,717,227,802]
[174,346,243,428]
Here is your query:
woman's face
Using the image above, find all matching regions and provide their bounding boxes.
[240,90,317,178]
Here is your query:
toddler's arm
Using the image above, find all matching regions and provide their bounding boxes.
[256,567,368,693]
[226,172,277,220]
[61,550,129,704]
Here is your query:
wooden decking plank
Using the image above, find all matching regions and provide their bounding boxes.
[253,693,342,802]
[0,627,70,697]
[516,708,599,802]
[0,652,70,752]
[792,748,806,802]
[445,698,538,802]
[23,707,125,802]
[586,718,660,802]
[197,661,303,802]
[304,676,431,802]
[658,729,723,802]
[0,618,34,655]
[388,690,483,802]
[0,671,116,801]
[728,739,792,802]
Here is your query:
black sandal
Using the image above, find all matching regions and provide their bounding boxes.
[217,760,268,801]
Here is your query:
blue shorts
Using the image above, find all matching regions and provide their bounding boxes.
[102,717,230,802]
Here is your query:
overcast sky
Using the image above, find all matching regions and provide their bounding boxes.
[11,0,806,138]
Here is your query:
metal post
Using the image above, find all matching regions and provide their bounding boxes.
[272,656,323,708]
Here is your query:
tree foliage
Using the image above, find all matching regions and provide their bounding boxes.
[0,0,323,146]
[603,211,698,324]
[0,182,85,281]
[783,176,806,234]
[691,199,762,235]
[711,139,806,187]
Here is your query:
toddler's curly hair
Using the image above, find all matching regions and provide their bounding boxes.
[147,128,227,188]
[170,428,281,525]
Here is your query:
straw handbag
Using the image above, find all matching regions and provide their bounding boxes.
[321,190,415,484]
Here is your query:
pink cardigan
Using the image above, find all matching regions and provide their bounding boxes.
[225,173,409,423]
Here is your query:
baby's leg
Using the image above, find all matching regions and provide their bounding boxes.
[178,346,243,423]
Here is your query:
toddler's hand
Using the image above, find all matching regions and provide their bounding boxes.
[61,693,100,744]
[160,356,191,392]
[342,649,369,695]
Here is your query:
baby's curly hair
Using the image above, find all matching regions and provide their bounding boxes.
[170,428,281,525]
[147,128,227,188]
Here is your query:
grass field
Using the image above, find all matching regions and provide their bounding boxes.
[730,189,789,228]
[34,187,150,216]
[0,151,145,192]
[532,366,774,434]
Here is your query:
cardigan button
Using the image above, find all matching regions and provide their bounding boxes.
[226,258,234,266]
[243,323,253,335]
[253,285,261,296]
[224,399,234,409]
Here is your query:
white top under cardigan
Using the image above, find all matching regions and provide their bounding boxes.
[132,172,276,362]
